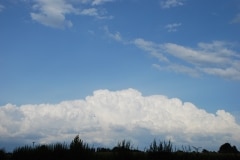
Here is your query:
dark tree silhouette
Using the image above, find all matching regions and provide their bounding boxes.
[0,149,6,160]
[2,137,240,160]
[202,149,210,153]
[218,143,239,153]
[69,135,94,159]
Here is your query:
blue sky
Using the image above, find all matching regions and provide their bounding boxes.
[0,0,240,151]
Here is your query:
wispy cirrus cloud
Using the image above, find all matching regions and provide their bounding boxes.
[29,0,113,28]
[160,0,184,9]
[153,63,200,77]
[92,0,114,6]
[132,38,169,62]
[0,4,5,12]
[0,88,239,151]
[104,26,123,42]
[133,38,240,80]
[165,23,182,32]
[80,8,98,16]
[79,7,113,19]
[103,26,240,80]
[231,13,240,24]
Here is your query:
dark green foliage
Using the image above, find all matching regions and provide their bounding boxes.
[51,143,69,159]
[69,135,95,159]
[202,148,210,153]
[112,140,134,160]
[34,144,52,160]
[97,147,111,152]
[147,139,173,153]
[218,143,239,153]
[2,138,239,160]
[112,140,133,151]
[13,145,34,160]
[0,148,6,160]
[145,139,173,160]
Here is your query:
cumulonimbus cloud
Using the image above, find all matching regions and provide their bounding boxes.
[0,88,239,151]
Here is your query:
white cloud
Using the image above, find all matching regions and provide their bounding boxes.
[29,0,112,28]
[134,38,240,80]
[165,23,182,32]
[133,38,169,62]
[231,13,240,24]
[160,0,184,9]
[80,8,98,16]
[0,4,5,12]
[80,8,112,19]
[0,88,240,151]
[201,67,240,80]
[104,26,123,42]
[153,63,200,77]
[162,42,235,66]
[92,0,113,6]
[30,0,79,28]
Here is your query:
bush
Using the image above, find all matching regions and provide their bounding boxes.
[0,148,6,160]
[147,139,173,160]
[218,143,239,153]
[7,137,240,160]
[112,140,135,160]
[69,135,95,159]
[147,139,173,153]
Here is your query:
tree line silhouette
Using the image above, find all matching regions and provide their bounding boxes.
[0,135,239,160]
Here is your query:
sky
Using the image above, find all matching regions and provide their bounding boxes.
[0,0,240,152]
